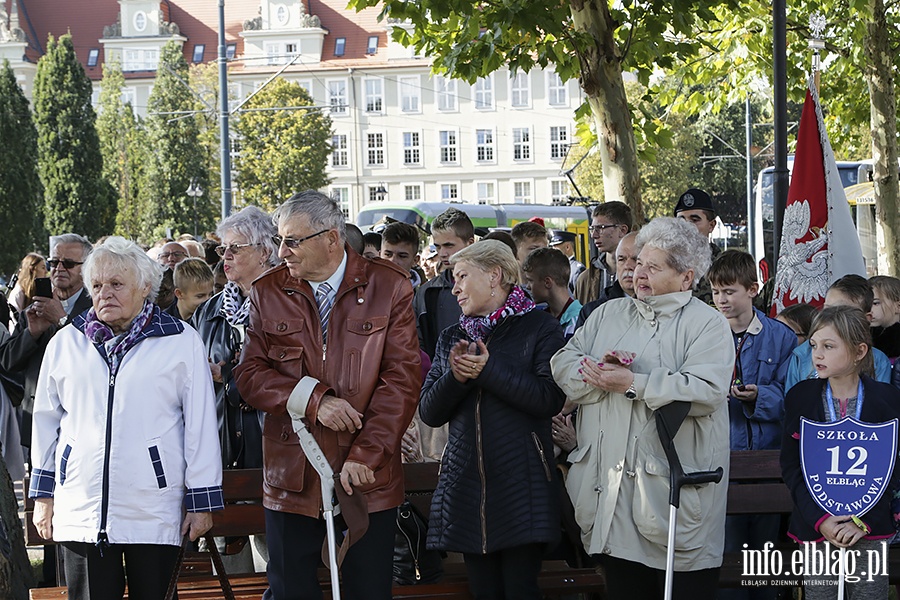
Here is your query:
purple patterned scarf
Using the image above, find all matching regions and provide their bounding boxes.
[459,285,535,341]
[83,299,155,375]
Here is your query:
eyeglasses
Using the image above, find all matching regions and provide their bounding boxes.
[215,243,260,257]
[588,224,620,234]
[158,251,188,261]
[47,259,84,270]
[272,230,329,249]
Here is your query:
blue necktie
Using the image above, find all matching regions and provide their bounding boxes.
[316,282,333,342]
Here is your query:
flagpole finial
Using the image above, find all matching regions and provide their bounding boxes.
[808,13,827,90]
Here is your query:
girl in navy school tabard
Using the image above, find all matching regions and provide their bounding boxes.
[781,305,900,600]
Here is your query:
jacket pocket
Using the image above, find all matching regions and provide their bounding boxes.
[148,445,168,489]
[59,443,73,486]
[632,455,707,551]
[531,432,553,482]
[261,319,306,336]
[262,420,306,493]
[267,345,304,363]
[346,316,388,336]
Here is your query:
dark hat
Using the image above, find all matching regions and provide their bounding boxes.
[423,244,438,259]
[548,230,576,246]
[673,188,716,216]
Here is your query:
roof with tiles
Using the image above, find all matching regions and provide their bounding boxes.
[6,0,394,80]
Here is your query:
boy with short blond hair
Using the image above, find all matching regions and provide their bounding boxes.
[170,257,214,322]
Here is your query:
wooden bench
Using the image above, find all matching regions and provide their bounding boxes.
[26,463,606,599]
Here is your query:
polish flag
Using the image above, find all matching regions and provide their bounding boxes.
[771,76,866,314]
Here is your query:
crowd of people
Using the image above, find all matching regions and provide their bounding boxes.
[0,187,899,600]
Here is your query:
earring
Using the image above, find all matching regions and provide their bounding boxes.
[491,288,495,297]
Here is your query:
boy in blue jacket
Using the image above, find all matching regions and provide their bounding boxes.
[710,250,797,600]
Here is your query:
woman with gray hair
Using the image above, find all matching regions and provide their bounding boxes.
[29,236,222,599]
[191,206,277,572]
[551,217,733,600]
[420,239,566,599]
[193,205,278,470]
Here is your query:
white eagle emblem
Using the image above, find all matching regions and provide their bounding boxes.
[773,199,829,313]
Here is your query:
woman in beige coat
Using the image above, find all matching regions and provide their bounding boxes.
[551,217,734,600]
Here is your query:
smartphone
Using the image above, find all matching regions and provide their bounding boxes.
[34,277,52,298]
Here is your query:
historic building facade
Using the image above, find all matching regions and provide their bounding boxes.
[1,0,582,217]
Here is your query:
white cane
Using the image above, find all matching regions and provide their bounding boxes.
[294,419,342,600]
[837,545,845,599]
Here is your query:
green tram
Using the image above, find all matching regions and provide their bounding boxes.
[356,201,595,263]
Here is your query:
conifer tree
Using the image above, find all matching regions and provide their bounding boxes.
[0,60,42,274]
[141,40,212,238]
[97,60,150,242]
[32,34,116,240]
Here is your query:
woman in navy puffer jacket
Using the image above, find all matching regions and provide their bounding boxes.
[420,240,566,600]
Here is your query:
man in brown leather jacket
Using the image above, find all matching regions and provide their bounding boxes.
[235,190,421,599]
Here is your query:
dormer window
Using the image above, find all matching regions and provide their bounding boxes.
[192,44,205,63]
[334,38,345,57]
[366,36,378,55]
[87,49,100,67]
[134,11,147,33]
[226,44,237,59]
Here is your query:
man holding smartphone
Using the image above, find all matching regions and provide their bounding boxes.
[0,233,93,450]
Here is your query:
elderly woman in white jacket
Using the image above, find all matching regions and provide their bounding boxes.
[29,236,222,600]
[551,218,733,600]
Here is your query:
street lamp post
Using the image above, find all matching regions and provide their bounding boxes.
[186,178,204,237]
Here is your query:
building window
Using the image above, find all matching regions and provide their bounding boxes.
[121,87,136,108]
[331,134,349,168]
[435,76,457,111]
[367,36,379,55]
[476,181,496,205]
[439,130,458,164]
[440,183,459,201]
[133,11,147,32]
[265,42,280,65]
[328,80,348,115]
[123,49,158,71]
[87,48,99,67]
[368,185,385,203]
[512,127,531,161]
[226,44,237,60]
[331,186,350,218]
[192,45,205,64]
[297,80,312,95]
[366,132,385,167]
[475,129,494,163]
[399,76,420,113]
[548,72,567,106]
[510,72,530,108]
[285,43,297,57]
[404,184,422,202]
[551,179,569,204]
[402,132,421,166]
[474,77,493,110]
[334,38,346,57]
[513,180,533,204]
[550,126,568,160]
[364,78,383,113]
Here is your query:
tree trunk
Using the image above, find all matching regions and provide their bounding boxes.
[865,0,900,275]
[569,0,645,225]
[0,453,35,599]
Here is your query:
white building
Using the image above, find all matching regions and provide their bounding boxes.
[1,0,582,218]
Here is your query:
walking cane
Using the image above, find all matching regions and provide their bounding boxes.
[655,401,724,600]
[293,419,342,600]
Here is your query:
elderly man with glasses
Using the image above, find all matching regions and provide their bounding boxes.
[235,190,421,600]
[0,233,93,585]
[157,241,190,270]
[0,233,93,451]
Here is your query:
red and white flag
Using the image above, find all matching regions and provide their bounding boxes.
[771,76,866,314]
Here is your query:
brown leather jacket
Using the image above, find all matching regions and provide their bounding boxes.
[234,250,421,517]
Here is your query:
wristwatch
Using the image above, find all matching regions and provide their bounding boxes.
[58,316,67,328]
[624,382,637,400]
